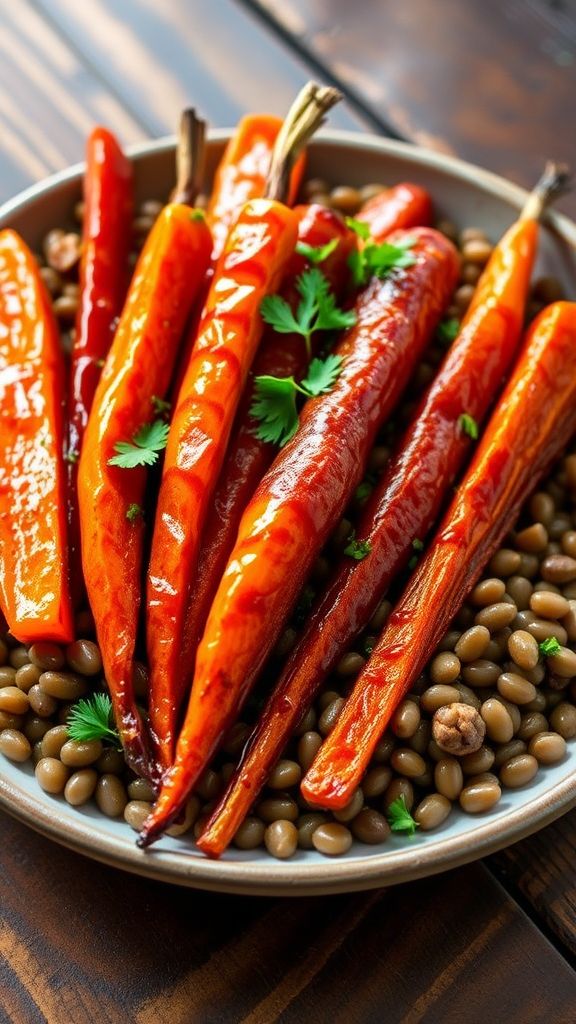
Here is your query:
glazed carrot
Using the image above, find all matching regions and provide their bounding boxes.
[139,224,459,845]
[146,84,340,771]
[178,203,355,686]
[0,230,73,643]
[180,183,434,702]
[358,182,432,238]
[67,127,133,608]
[78,204,212,780]
[197,163,566,855]
[207,113,305,261]
[301,301,576,809]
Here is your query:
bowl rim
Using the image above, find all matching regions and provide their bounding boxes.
[0,129,575,896]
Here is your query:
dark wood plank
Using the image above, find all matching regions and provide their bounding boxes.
[35,0,369,134]
[1,812,575,1023]
[490,808,576,960]
[0,0,144,202]
[248,0,576,217]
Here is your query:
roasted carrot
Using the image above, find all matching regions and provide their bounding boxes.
[301,301,576,809]
[178,203,355,686]
[0,230,73,643]
[67,127,133,608]
[197,163,566,855]
[138,224,459,845]
[146,84,340,772]
[78,203,212,780]
[358,182,432,239]
[207,113,305,261]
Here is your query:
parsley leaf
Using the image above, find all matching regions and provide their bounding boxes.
[408,537,424,570]
[354,480,374,504]
[67,693,120,747]
[295,238,339,264]
[347,232,417,287]
[458,413,479,440]
[344,531,372,560]
[126,503,143,522]
[64,448,79,465]
[261,268,356,359]
[437,317,460,346]
[345,216,371,241]
[386,795,419,836]
[108,420,170,469]
[151,395,171,417]
[250,376,300,447]
[301,354,343,396]
[539,636,562,657]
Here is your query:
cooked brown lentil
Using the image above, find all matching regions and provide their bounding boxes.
[312,822,353,856]
[0,729,31,762]
[65,768,98,806]
[265,820,299,859]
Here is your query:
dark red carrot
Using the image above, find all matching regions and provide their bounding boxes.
[195,162,567,855]
[139,224,459,845]
[301,301,576,809]
[358,182,432,239]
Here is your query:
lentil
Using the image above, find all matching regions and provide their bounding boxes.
[265,820,298,859]
[507,630,539,670]
[124,800,152,831]
[429,651,461,684]
[59,738,103,767]
[65,639,102,676]
[414,793,451,830]
[233,817,265,850]
[351,808,391,844]
[65,769,98,806]
[459,780,502,813]
[499,753,539,788]
[297,730,323,772]
[312,822,353,856]
[0,729,31,762]
[528,732,567,764]
[268,759,301,790]
[517,711,549,741]
[550,702,576,738]
[334,788,364,822]
[434,757,464,799]
[96,774,128,817]
[35,757,69,794]
[391,698,421,737]
[38,671,88,701]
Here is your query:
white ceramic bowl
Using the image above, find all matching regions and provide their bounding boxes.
[0,131,575,896]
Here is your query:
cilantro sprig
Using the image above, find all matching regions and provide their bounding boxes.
[458,413,479,440]
[108,419,169,469]
[343,530,372,561]
[386,795,419,836]
[539,636,562,657]
[437,317,460,347]
[295,238,339,265]
[67,693,121,747]
[251,354,343,447]
[260,267,356,359]
[346,217,417,287]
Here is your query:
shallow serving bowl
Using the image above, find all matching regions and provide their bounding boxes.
[0,131,575,896]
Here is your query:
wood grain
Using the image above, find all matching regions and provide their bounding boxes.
[34,0,368,134]
[1,812,575,1023]
[248,0,576,217]
[491,807,576,959]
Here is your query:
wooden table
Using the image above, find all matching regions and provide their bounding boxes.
[1,3,576,1020]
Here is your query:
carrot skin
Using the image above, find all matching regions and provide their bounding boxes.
[139,226,459,844]
[358,183,433,240]
[0,231,73,644]
[179,204,354,677]
[78,205,212,780]
[301,301,576,808]
[68,128,133,608]
[146,198,300,770]
[207,114,305,261]
[195,215,537,854]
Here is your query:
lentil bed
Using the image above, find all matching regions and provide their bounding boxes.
[0,178,572,860]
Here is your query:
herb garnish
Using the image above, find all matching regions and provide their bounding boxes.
[108,420,169,469]
[354,479,374,504]
[343,531,372,561]
[437,317,460,347]
[64,448,79,465]
[67,693,120,747]
[151,394,171,418]
[408,537,424,570]
[251,354,343,447]
[345,218,417,287]
[539,636,562,657]
[386,795,419,836]
[260,267,356,359]
[458,413,479,440]
[295,238,339,265]
[126,503,143,522]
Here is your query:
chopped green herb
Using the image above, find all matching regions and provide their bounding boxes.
[437,317,460,346]
[386,794,419,836]
[354,480,374,504]
[64,448,79,464]
[251,355,343,447]
[126,503,143,522]
[408,537,424,570]
[345,216,371,241]
[108,419,170,469]
[295,238,339,264]
[344,531,372,561]
[190,209,206,221]
[151,395,171,417]
[458,413,479,440]
[67,693,120,747]
[539,636,562,657]
[261,267,356,359]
